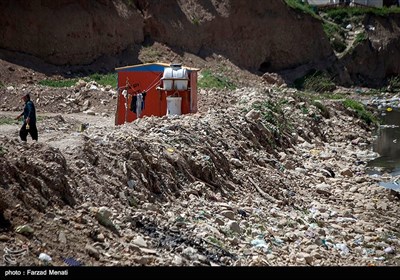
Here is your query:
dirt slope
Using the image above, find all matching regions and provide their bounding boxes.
[340,13,400,87]
[0,0,333,75]
[0,78,399,266]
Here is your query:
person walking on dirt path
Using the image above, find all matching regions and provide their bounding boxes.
[15,93,38,142]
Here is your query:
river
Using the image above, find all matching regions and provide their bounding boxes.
[367,109,400,191]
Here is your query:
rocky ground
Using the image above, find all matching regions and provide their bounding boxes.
[0,62,399,267]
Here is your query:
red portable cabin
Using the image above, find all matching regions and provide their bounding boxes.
[115,63,199,125]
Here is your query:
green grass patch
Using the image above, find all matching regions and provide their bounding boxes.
[323,22,347,52]
[207,236,224,248]
[38,73,117,88]
[294,71,336,93]
[251,99,293,134]
[0,117,17,125]
[39,79,79,88]
[342,98,377,125]
[284,0,319,18]
[312,100,330,119]
[323,21,345,39]
[0,81,4,88]
[388,76,400,92]
[88,73,117,88]
[0,146,7,156]
[326,7,400,25]
[198,69,236,90]
[36,115,48,122]
[192,17,200,26]
[0,116,47,125]
[355,32,368,44]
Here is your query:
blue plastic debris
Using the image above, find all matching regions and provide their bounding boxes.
[63,257,82,267]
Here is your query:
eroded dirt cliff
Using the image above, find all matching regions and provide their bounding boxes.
[0,0,333,75]
[340,13,400,87]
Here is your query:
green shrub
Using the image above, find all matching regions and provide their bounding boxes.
[388,76,400,91]
[323,22,347,52]
[312,100,330,119]
[0,146,6,156]
[294,71,336,93]
[342,98,376,125]
[198,70,236,90]
[355,32,367,44]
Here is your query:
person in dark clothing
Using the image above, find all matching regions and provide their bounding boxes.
[15,93,38,142]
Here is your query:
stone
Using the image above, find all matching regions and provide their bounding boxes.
[96,233,105,242]
[340,168,353,177]
[58,231,67,244]
[132,236,148,248]
[245,109,261,121]
[376,202,388,211]
[85,244,100,260]
[262,72,285,86]
[173,255,183,265]
[315,183,332,196]
[214,217,224,226]
[0,235,9,242]
[230,158,243,168]
[220,210,235,220]
[227,221,241,234]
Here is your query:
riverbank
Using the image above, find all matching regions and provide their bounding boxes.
[0,81,399,266]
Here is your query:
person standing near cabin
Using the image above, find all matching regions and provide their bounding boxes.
[15,93,38,142]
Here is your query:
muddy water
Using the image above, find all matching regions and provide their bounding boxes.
[367,109,400,191]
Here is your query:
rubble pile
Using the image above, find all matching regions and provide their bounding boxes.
[0,86,399,266]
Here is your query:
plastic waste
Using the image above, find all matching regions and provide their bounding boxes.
[251,238,269,252]
[38,253,52,263]
[15,225,34,235]
[63,257,82,266]
[335,243,349,256]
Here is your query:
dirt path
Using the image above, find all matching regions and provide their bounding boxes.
[0,111,114,152]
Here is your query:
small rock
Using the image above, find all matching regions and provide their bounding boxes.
[134,256,154,265]
[85,244,100,260]
[384,247,395,254]
[84,110,95,116]
[220,210,235,220]
[132,236,147,248]
[140,248,157,255]
[226,221,241,234]
[173,255,183,265]
[214,217,224,226]
[340,168,353,177]
[376,202,388,211]
[0,235,9,242]
[245,109,261,121]
[96,233,105,242]
[58,231,67,244]
[182,247,198,260]
[230,158,243,168]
